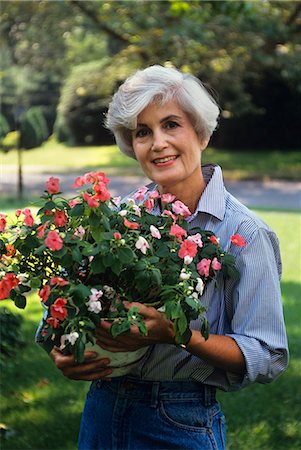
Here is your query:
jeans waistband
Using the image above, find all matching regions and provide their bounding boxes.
[94,377,216,407]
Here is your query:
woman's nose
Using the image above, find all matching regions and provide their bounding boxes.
[151,130,167,151]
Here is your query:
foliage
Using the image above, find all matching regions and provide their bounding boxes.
[19,107,49,150]
[0,113,10,139]
[0,131,20,153]
[0,170,240,362]
[1,0,300,149]
[57,58,139,145]
[0,306,24,369]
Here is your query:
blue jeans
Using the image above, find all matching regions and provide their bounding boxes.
[78,377,226,450]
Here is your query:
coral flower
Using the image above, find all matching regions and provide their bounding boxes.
[197,258,211,278]
[45,230,63,251]
[211,257,222,271]
[50,297,68,321]
[230,234,247,247]
[45,177,60,194]
[124,218,139,230]
[170,224,187,241]
[37,221,50,238]
[22,208,34,227]
[54,210,68,227]
[39,285,51,303]
[94,183,111,202]
[50,277,69,286]
[178,240,198,260]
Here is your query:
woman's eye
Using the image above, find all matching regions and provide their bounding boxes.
[135,128,149,138]
[164,121,179,130]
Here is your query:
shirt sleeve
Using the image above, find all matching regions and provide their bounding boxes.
[224,226,289,389]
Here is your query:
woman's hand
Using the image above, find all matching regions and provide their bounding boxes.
[50,347,113,381]
[95,301,175,352]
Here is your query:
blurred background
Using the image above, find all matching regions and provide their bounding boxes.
[0,1,300,449]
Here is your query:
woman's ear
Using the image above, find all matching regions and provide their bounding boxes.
[199,137,209,152]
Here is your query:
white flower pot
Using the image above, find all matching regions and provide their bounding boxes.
[85,343,150,377]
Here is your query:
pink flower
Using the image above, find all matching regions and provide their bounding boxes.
[45,177,60,194]
[178,240,198,260]
[54,210,68,227]
[72,176,85,188]
[73,225,85,240]
[172,200,191,218]
[22,208,34,227]
[83,192,99,208]
[148,190,160,199]
[197,258,211,278]
[50,277,69,286]
[144,198,155,211]
[114,232,122,240]
[0,213,7,232]
[150,225,161,239]
[124,218,139,230]
[132,186,148,201]
[170,224,187,241]
[230,234,247,247]
[37,221,50,238]
[45,230,63,251]
[15,209,21,217]
[89,288,103,302]
[69,199,80,209]
[39,285,51,303]
[162,210,177,222]
[188,233,203,248]
[161,193,176,203]
[50,297,68,321]
[135,236,150,254]
[211,257,221,271]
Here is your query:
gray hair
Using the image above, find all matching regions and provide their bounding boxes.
[105,65,220,159]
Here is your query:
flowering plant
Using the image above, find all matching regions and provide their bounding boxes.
[0,171,244,362]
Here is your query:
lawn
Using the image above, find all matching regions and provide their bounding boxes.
[0,209,300,450]
[1,139,301,180]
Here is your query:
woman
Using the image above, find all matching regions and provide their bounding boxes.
[49,65,288,449]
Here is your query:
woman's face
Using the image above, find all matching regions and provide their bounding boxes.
[131,100,208,194]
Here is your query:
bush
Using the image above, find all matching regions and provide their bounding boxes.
[0,113,10,140]
[57,57,140,145]
[20,107,49,149]
[0,307,24,368]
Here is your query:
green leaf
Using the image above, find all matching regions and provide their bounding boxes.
[90,255,105,274]
[14,294,26,309]
[71,284,91,302]
[111,320,131,337]
[69,203,85,217]
[118,247,135,264]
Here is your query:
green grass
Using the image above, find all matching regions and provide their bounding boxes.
[1,139,300,180]
[0,209,300,449]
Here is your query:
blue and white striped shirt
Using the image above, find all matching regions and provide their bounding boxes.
[128,164,289,392]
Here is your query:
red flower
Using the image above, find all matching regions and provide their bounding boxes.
[144,199,155,210]
[209,235,219,246]
[230,234,247,247]
[46,317,60,328]
[45,177,60,194]
[39,285,51,303]
[22,208,34,227]
[170,224,187,241]
[45,230,63,251]
[0,273,20,300]
[0,214,7,232]
[114,232,122,240]
[50,297,68,321]
[124,218,139,230]
[94,183,111,202]
[83,192,100,208]
[37,221,50,238]
[53,210,68,227]
[5,244,16,256]
[50,277,69,286]
[178,240,198,260]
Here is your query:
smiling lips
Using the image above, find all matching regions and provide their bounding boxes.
[153,155,178,166]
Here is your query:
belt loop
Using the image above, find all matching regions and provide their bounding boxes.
[150,382,160,408]
[204,385,214,407]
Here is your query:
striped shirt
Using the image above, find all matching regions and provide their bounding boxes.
[127,164,289,391]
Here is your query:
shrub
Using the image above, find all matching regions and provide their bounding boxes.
[20,107,49,149]
[0,307,24,368]
[57,57,140,145]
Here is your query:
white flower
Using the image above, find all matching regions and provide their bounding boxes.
[73,225,85,240]
[89,288,103,302]
[150,225,161,239]
[180,269,191,280]
[184,255,193,265]
[195,278,204,295]
[119,210,127,217]
[135,236,150,254]
[191,292,199,299]
[60,332,80,349]
[87,300,102,313]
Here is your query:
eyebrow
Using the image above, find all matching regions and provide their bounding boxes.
[136,114,182,128]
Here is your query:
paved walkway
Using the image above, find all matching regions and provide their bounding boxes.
[0,170,300,210]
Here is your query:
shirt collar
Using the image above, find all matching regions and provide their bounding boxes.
[187,164,226,222]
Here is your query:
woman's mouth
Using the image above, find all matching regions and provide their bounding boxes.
[153,155,178,166]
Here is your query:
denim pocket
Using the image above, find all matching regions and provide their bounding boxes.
[159,398,220,431]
